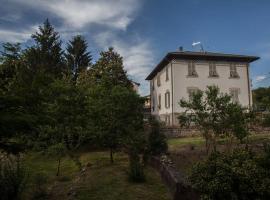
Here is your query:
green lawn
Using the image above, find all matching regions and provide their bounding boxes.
[22,151,171,200]
[168,133,270,151]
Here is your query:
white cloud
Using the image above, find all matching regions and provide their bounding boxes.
[11,0,140,30]
[2,0,152,95]
[254,75,267,83]
[0,25,38,43]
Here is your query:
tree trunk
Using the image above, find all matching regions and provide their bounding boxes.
[110,148,114,164]
[56,158,61,176]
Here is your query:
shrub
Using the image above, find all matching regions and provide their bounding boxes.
[0,155,28,200]
[148,117,168,156]
[128,152,145,183]
[31,172,48,199]
[262,113,270,127]
[189,149,270,200]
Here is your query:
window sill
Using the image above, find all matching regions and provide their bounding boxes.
[229,76,240,79]
[208,75,219,79]
[186,75,198,78]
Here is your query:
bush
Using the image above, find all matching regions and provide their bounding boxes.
[189,149,270,200]
[0,155,28,200]
[31,172,48,199]
[128,152,145,183]
[262,113,270,127]
[148,117,168,156]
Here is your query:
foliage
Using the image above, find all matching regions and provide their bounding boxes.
[261,113,270,127]
[24,19,65,77]
[90,85,144,163]
[189,149,270,200]
[65,35,92,81]
[0,18,147,184]
[147,117,168,156]
[253,87,270,111]
[89,47,132,89]
[0,155,28,200]
[47,143,67,176]
[179,85,252,153]
[31,172,48,199]
[128,150,145,182]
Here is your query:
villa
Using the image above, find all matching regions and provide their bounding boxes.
[146,49,259,126]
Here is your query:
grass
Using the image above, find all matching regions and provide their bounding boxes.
[22,151,171,200]
[167,132,270,176]
[168,132,270,151]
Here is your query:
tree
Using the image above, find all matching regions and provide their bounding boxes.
[90,47,132,89]
[179,86,251,153]
[0,43,22,91]
[189,149,270,200]
[147,117,168,156]
[0,42,34,154]
[25,19,65,77]
[253,87,270,111]
[65,35,92,81]
[90,85,144,163]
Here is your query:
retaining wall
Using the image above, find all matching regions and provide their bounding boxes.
[149,156,199,200]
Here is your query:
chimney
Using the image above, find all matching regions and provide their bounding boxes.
[179,46,183,52]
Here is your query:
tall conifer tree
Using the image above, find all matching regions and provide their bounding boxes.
[25,19,65,76]
[66,35,92,81]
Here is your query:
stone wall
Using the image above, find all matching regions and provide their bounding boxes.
[162,126,270,138]
[149,156,199,200]
[161,127,200,138]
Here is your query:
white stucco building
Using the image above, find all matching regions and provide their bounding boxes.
[146,50,259,126]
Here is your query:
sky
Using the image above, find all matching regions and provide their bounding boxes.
[1,0,270,95]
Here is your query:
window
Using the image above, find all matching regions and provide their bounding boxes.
[151,80,155,91]
[152,97,155,111]
[166,66,169,81]
[165,91,170,108]
[157,74,161,86]
[209,62,218,77]
[229,88,240,103]
[188,61,198,77]
[230,64,239,78]
[158,94,161,109]
[187,87,200,101]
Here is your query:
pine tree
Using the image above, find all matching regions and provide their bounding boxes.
[91,47,132,89]
[25,19,65,76]
[65,35,92,81]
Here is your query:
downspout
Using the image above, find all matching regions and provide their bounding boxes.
[246,63,251,109]
[171,62,174,125]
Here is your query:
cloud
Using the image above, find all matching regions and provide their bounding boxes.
[253,75,267,83]
[10,0,140,30]
[0,25,38,43]
[1,0,152,95]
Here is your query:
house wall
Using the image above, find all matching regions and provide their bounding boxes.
[171,60,251,124]
[150,59,252,126]
[151,63,173,124]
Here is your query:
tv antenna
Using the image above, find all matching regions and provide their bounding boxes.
[192,41,204,52]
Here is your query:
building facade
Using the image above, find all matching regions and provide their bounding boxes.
[146,51,259,126]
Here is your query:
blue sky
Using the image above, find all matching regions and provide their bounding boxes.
[1,0,270,95]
